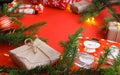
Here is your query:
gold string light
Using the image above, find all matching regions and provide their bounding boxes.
[85,17,96,25]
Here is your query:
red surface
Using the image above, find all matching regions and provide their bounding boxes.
[0,5,119,67]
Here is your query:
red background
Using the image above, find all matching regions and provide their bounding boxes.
[0,1,120,67]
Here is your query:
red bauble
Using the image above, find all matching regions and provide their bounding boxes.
[30,0,40,5]
[0,16,13,31]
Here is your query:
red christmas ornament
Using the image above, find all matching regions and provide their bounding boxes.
[30,0,40,5]
[0,16,13,31]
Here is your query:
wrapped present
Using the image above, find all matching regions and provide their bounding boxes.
[42,0,70,9]
[8,4,44,14]
[70,0,91,14]
[9,38,61,70]
[18,4,44,14]
[107,22,120,42]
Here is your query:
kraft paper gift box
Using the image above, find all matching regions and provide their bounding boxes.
[70,1,91,14]
[9,38,61,70]
[107,22,120,42]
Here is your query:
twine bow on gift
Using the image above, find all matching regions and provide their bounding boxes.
[25,38,37,54]
[24,38,52,64]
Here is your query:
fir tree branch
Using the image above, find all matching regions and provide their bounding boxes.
[2,3,9,15]
[101,66,117,75]
[97,48,111,69]
[0,21,46,46]
[0,32,34,46]
[81,0,120,22]
[107,5,120,22]
[25,21,46,31]
[23,21,47,35]
[10,17,24,27]
[59,28,84,68]
[10,12,25,18]
[28,65,58,75]
[0,66,27,75]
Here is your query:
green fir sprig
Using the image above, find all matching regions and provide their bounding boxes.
[81,0,120,22]
[0,21,46,46]
[80,0,120,30]
[97,48,111,69]
[59,28,84,68]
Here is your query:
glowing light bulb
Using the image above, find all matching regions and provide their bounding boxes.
[38,4,44,13]
[66,5,71,12]
[91,17,94,21]
[86,18,91,23]
[12,1,17,5]
[85,17,96,25]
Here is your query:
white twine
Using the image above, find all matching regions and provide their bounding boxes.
[24,38,52,64]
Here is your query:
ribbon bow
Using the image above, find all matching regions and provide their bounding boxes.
[24,38,52,64]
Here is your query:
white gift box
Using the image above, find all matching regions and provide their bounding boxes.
[70,1,91,14]
[9,38,61,70]
[107,22,120,42]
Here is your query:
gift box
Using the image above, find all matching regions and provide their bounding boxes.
[42,0,70,9]
[8,4,44,14]
[70,0,91,14]
[107,22,120,42]
[9,38,61,70]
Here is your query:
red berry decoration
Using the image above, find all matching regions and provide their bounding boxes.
[30,0,40,5]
